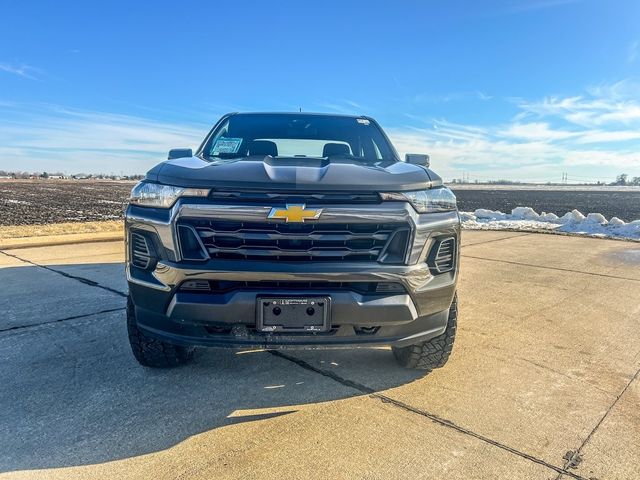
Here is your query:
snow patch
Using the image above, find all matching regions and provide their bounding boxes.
[474,209,507,220]
[539,212,559,222]
[461,207,640,240]
[510,207,539,220]
[559,209,585,223]
[586,213,607,224]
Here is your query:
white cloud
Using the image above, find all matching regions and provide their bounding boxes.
[498,122,577,141]
[389,123,640,182]
[388,81,640,181]
[0,104,207,174]
[586,79,640,99]
[476,91,493,101]
[2,81,640,181]
[573,130,640,144]
[519,81,640,127]
[0,63,42,80]
[317,100,365,114]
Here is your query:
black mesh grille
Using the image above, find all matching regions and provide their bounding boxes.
[180,219,408,262]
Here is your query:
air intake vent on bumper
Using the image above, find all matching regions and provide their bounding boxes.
[178,225,209,261]
[430,237,456,274]
[130,232,156,270]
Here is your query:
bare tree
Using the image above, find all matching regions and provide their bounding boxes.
[614,173,628,185]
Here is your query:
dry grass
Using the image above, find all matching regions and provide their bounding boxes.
[0,220,123,240]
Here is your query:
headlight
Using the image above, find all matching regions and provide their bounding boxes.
[129,181,210,208]
[381,187,457,213]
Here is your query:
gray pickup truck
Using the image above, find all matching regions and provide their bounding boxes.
[125,112,460,370]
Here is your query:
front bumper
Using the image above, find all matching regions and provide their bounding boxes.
[132,292,452,349]
[126,201,460,348]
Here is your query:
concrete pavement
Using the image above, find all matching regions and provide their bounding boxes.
[0,231,638,479]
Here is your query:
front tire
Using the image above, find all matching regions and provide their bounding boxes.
[126,296,194,368]
[392,294,458,370]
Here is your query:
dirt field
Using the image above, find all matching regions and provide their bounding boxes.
[2,180,640,226]
[451,187,640,222]
[0,180,133,226]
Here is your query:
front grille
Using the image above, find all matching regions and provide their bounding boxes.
[180,219,408,262]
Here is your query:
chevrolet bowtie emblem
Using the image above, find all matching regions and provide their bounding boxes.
[267,204,323,223]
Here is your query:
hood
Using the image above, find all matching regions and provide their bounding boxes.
[147,156,442,192]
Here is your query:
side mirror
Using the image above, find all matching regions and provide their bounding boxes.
[168,148,193,160]
[405,153,430,167]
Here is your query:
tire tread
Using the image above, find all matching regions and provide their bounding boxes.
[392,294,458,371]
[126,297,194,368]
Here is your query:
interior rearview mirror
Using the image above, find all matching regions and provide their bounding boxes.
[168,148,193,160]
[405,153,430,167]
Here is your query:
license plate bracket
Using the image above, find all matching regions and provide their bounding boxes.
[257,296,331,333]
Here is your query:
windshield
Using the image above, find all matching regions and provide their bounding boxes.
[201,113,398,163]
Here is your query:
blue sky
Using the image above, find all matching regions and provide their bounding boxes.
[1,0,639,182]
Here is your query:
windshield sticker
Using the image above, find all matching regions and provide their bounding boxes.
[356,118,370,125]
[211,137,243,155]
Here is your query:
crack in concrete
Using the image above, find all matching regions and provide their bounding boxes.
[461,232,533,248]
[270,350,375,393]
[477,344,615,399]
[269,350,589,480]
[0,307,126,334]
[461,255,640,283]
[516,356,614,399]
[0,249,128,297]
[553,365,640,480]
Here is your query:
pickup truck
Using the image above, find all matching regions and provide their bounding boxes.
[125,112,460,370]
